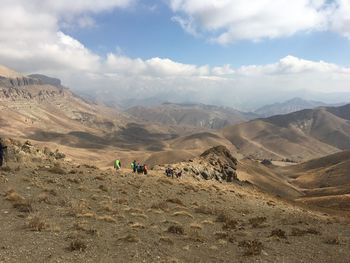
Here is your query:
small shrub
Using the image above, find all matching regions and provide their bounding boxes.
[324,237,341,245]
[194,206,215,215]
[167,225,185,235]
[223,219,238,230]
[291,228,320,236]
[13,201,33,213]
[117,234,140,243]
[270,229,287,239]
[151,201,168,211]
[69,239,87,251]
[48,165,66,175]
[249,217,267,228]
[27,214,48,231]
[239,240,263,256]
[98,185,108,192]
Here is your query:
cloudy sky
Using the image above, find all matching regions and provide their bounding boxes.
[1,0,350,109]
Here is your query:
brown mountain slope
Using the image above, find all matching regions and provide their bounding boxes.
[274,150,350,210]
[126,102,257,129]
[222,104,350,162]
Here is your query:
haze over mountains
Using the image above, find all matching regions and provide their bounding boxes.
[127,103,257,129]
[255,97,335,117]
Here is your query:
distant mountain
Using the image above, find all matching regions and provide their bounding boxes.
[254,97,330,117]
[0,65,129,142]
[126,102,258,129]
[223,104,350,162]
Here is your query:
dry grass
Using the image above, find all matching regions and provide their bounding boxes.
[67,177,81,184]
[190,223,203,230]
[73,222,98,236]
[157,177,174,185]
[98,185,108,192]
[172,211,194,219]
[151,201,169,211]
[13,200,33,213]
[130,213,148,219]
[239,240,264,256]
[249,217,267,228]
[99,201,114,212]
[77,212,95,219]
[117,234,140,243]
[27,214,48,231]
[69,239,87,252]
[324,237,341,245]
[186,230,205,243]
[5,189,25,202]
[97,215,116,223]
[159,236,174,245]
[130,222,145,229]
[270,229,287,239]
[37,192,50,203]
[48,165,66,175]
[166,198,184,206]
[194,205,215,215]
[222,219,238,230]
[215,231,228,240]
[291,228,320,236]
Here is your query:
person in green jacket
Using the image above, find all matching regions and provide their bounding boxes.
[114,159,121,170]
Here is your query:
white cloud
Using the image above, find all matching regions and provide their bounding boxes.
[330,0,350,39]
[0,0,349,110]
[169,0,328,44]
[169,0,350,44]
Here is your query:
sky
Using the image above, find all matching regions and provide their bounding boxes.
[0,0,350,109]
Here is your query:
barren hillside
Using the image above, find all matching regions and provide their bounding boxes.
[1,140,349,263]
[223,104,350,162]
[126,103,257,129]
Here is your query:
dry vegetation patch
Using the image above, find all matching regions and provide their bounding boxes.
[69,239,87,252]
[249,216,267,228]
[27,214,48,231]
[291,227,321,236]
[117,234,140,243]
[167,225,185,235]
[239,240,264,256]
[270,229,287,239]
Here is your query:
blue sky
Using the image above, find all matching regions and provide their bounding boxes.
[64,1,350,68]
[0,0,350,108]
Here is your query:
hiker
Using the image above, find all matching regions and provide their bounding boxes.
[114,159,121,171]
[131,160,137,173]
[0,139,7,167]
[165,167,174,178]
[175,170,182,178]
[137,163,143,174]
[143,164,148,175]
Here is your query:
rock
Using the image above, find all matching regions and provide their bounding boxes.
[261,159,272,166]
[201,171,209,180]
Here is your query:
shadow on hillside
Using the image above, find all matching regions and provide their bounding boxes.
[27,123,176,151]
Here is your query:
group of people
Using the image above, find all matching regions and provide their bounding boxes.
[131,160,148,175]
[165,167,182,179]
[114,159,148,175]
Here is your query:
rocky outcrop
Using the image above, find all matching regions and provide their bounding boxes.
[156,145,239,183]
[0,76,40,88]
[1,138,66,165]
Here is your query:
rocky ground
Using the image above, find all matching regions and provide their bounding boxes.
[0,140,350,263]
